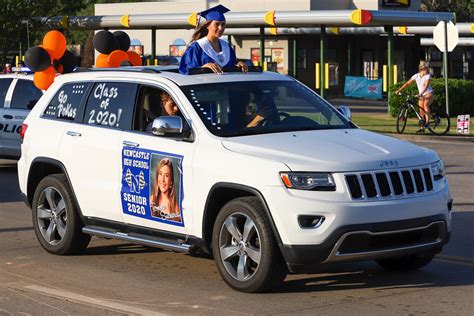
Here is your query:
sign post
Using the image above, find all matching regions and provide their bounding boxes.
[433,21,459,117]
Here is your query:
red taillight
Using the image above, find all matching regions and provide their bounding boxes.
[20,123,28,140]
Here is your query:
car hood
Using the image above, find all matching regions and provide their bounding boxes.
[221,129,439,172]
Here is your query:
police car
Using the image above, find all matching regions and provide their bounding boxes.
[0,72,43,158]
[17,66,452,292]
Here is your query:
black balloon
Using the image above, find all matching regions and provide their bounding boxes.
[60,50,76,73]
[93,30,119,54]
[113,31,131,52]
[52,59,61,72]
[25,46,51,72]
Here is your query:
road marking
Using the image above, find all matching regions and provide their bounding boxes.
[21,284,165,316]
[435,255,474,266]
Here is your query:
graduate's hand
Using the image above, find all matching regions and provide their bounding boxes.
[203,63,223,74]
[236,61,248,73]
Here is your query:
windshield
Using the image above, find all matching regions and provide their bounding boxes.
[181,80,352,137]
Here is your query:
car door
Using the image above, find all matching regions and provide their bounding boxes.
[3,78,42,157]
[0,78,14,156]
[118,82,196,234]
[58,81,137,223]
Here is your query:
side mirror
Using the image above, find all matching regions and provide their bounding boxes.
[151,116,190,138]
[337,106,352,121]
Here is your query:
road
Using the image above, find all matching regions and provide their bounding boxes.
[0,139,472,315]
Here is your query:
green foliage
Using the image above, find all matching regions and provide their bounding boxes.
[420,0,474,22]
[389,78,474,117]
[0,0,89,64]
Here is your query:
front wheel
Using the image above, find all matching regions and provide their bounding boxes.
[396,104,409,134]
[428,110,450,136]
[212,197,287,293]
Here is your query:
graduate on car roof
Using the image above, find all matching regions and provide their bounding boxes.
[179,5,248,75]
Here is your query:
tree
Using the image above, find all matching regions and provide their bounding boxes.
[420,0,474,22]
[0,0,89,65]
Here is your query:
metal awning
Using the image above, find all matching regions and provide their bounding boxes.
[421,37,474,46]
[226,23,474,36]
[41,9,455,30]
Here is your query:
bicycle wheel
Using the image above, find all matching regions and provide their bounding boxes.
[427,110,450,136]
[396,104,409,134]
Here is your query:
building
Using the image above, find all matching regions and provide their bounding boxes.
[95,0,472,95]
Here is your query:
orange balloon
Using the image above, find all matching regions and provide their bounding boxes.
[34,66,56,90]
[108,50,128,68]
[43,30,67,60]
[95,53,110,68]
[57,64,64,74]
[127,51,142,66]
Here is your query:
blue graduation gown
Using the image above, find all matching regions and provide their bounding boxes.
[179,41,236,75]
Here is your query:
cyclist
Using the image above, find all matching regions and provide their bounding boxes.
[395,61,434,133]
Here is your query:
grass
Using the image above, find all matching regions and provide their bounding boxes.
[352,114,474,136]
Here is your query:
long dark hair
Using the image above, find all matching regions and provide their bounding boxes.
[190,20,212,43]
[151,158,178,214]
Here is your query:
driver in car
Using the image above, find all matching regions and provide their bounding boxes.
[246,91,279,128]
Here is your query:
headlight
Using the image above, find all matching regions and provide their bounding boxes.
[431,160,446,181]
[280,172,336,191]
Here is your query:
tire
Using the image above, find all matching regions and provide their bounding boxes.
[428,110,450,136]
[32,174,91,255]
[376,252,435,271]
[212,197,287,293]
[396,104,409,134]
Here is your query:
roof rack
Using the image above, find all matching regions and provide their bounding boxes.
[73,66,162,74]
[188,66,262,75]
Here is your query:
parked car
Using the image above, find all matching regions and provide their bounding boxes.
[0,73,43,158]
[18,66,452,292]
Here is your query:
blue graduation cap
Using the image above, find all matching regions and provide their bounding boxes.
[199,5,230,22]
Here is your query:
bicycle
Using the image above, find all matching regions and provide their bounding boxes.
[396,94,450,135]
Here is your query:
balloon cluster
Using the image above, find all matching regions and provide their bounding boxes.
[93,30,142,68]
[24,30,76,90]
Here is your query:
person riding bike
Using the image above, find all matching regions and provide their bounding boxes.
[395,61,434,133]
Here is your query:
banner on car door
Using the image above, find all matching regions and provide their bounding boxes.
[121,146,184,227]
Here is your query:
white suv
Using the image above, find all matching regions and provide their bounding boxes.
[18,67,452,292]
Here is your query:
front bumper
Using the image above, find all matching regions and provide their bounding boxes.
[281,214,450,273]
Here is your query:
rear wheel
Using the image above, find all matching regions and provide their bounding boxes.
[376,252,435,271]
[32,174,91,255]
[396,104,409,134]
[428,110,450,135]
[212,197,287,293]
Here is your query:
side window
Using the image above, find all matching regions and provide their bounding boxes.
[0,78,13,108]
[133,86,182,132]
[10,79,43,110]
[43,82,90,121]
[84,82,135,130]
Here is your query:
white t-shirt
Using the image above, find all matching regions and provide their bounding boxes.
[410,73,433,96]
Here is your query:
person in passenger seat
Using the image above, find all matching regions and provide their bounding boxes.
[144,92,181,131]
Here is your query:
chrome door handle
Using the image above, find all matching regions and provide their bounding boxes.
[123,141,139,147]
[66,131,82,137]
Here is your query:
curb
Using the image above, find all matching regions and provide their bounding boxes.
[383,133,474,143]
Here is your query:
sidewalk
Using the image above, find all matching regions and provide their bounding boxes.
[327,96,387,115]
[326,96,473,142]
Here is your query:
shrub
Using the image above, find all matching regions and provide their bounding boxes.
[388,78,474,117]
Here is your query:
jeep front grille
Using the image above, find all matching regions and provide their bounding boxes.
[345,167,434,200]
